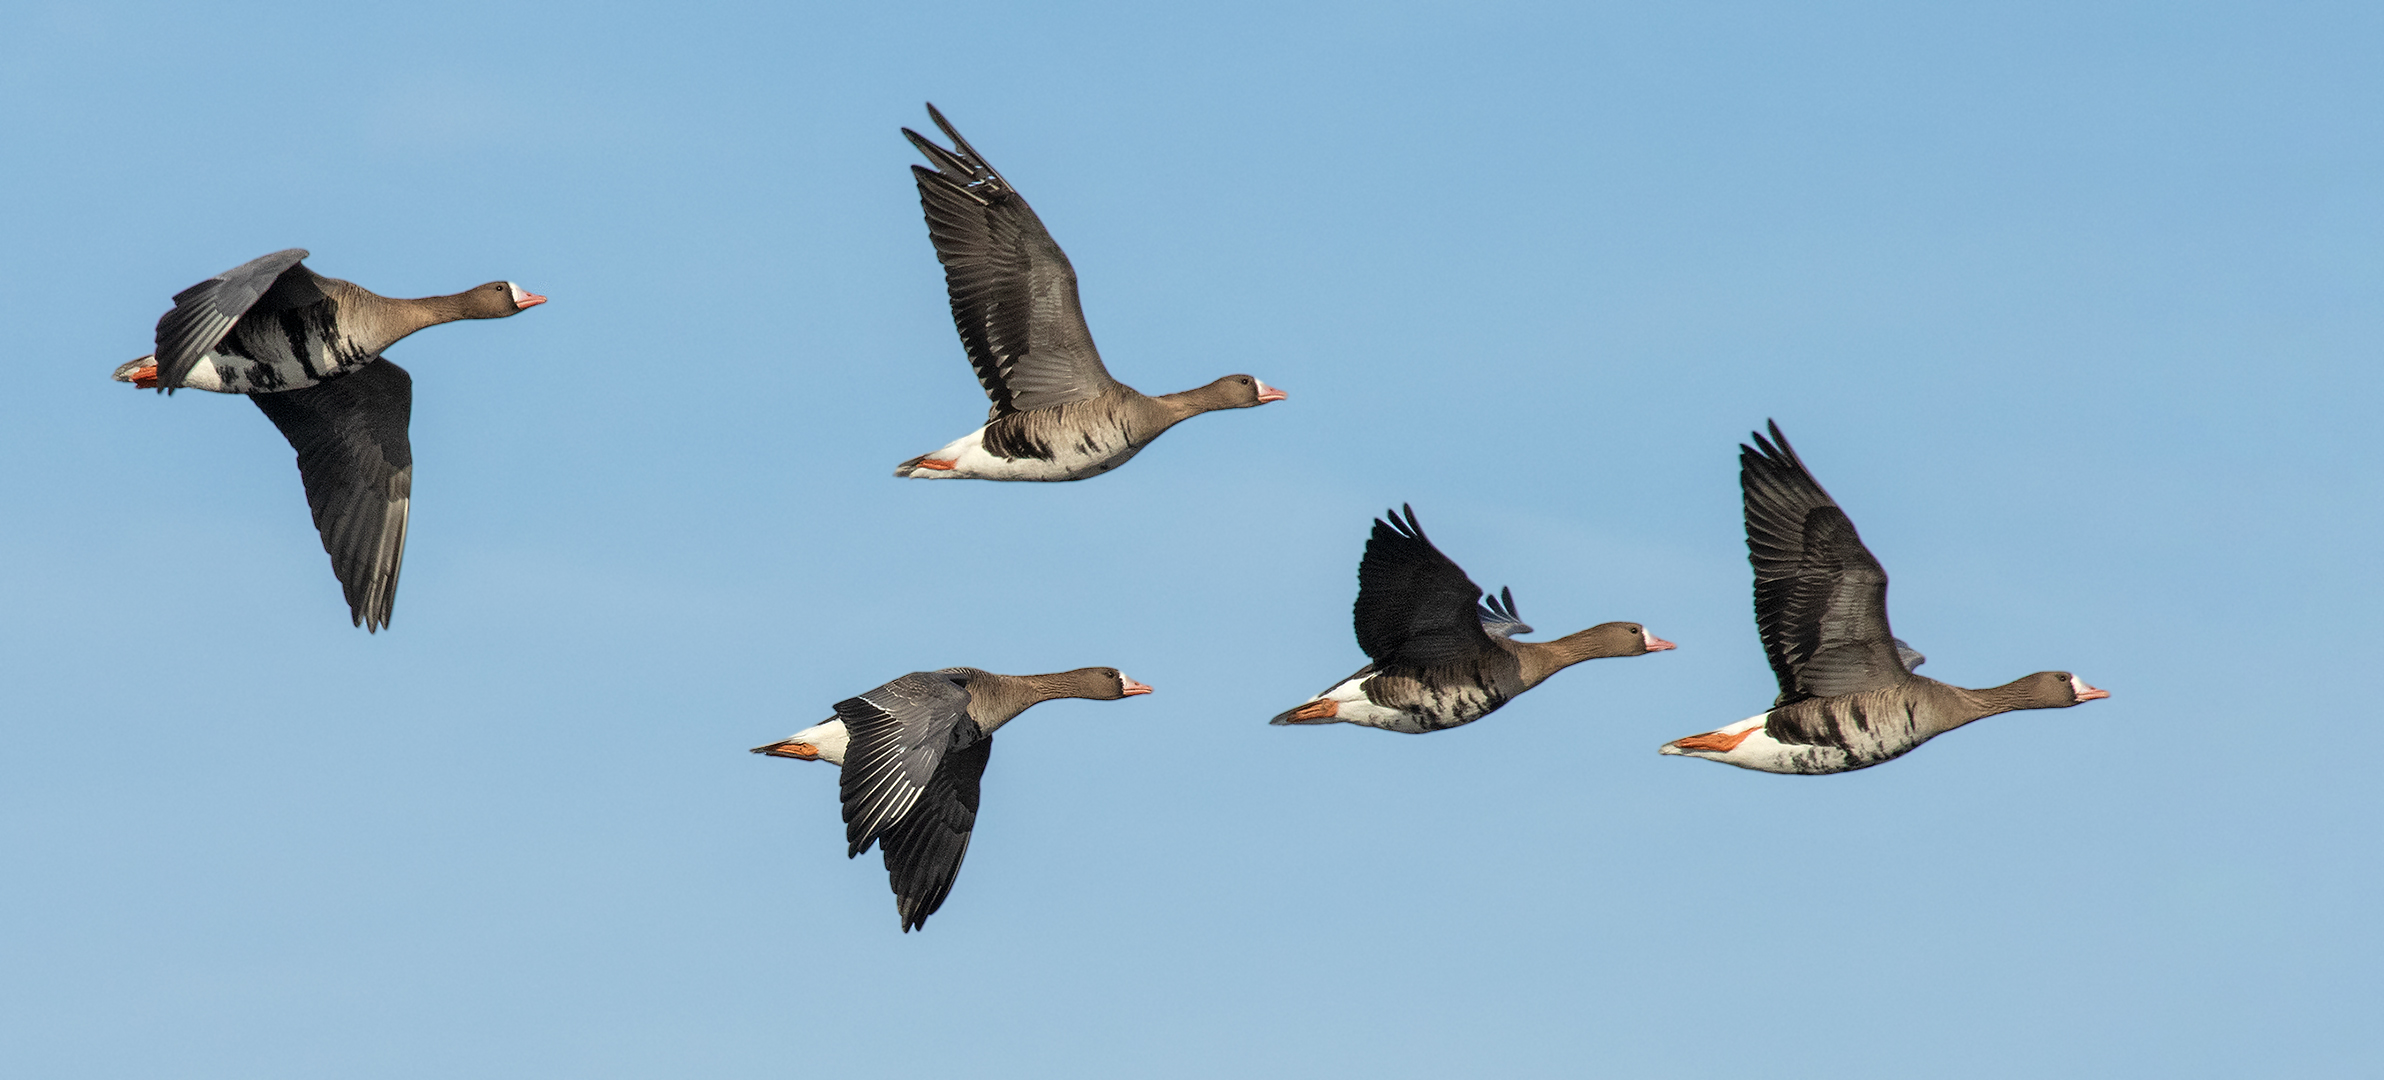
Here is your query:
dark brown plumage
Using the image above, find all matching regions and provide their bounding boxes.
[111,250,544,629]
[1274,506,1673,734]
[893,104,1284,481]
[1661,421,2110,773]
[755,666,1152,932]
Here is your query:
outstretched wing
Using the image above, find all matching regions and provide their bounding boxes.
[878,732,992,932]
[837,671,976,859]
[1476,586,1533,640]
[1741,420,1906,706]
[250,357,413,632]
[906,103,1118,418]
[1352,505,1497,668]
[153,249,317,391]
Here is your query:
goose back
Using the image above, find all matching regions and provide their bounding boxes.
[146,250,537,394]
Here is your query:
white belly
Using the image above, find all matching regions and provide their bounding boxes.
[895,425,1145,482]
[1286,676,1434,734]
[1660,712,1854,774]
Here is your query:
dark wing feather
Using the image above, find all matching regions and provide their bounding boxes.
[879,729,992,932]
[153,249,315,390]
[906,103,1117,418]
[1476,585,1533,640]
[837,671,975,859]
[1741,421,1906,706]
[250,357,412,631]
[1352,505,1498,667]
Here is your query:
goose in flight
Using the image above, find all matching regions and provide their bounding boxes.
[893,104,1285,481]
[1273,506,1674,734]
[753,666,1152,931]
[112,249,544,629]
[1660,422,2108,773]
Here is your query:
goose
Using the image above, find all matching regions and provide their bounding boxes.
[892,104,1286,481]
[1272,506,1674,734]
[1659,421,2108,774]
[751,666,1152,931]
[111,250,544,630]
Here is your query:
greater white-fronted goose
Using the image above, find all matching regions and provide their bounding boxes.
[1272,506,1674,734]
[892,104,1286,481]
[111,251,545,630]
[751,666,1152,931]
[1659,422,2109,773]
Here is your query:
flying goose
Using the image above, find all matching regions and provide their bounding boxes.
[112,250,545,629]
[751,666,1152,932]
[1659,421,2108,773]
[1272,506,1674,734]
[892,104,1286,481]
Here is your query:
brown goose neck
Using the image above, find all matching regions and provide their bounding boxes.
[970,671,1096,732]
[344,284,476,342]
[1513,629,1619,687]
[1965,675,2055,715]
[1153,381,1236,420]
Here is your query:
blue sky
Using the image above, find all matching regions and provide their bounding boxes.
[3,1,2379,1076]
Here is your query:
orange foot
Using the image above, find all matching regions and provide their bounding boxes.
[751,741,821,760]
[127,364,159,389]
[1668,727,1759,753]
[1289,699,1339,721]
[916,459,958,471]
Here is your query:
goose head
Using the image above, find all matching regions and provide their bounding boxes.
[2021,671,2110,707]
[1212,375,1288,408]
[1565,622,1678,657]
[1053,667,1155,700]
[457,281,548,318]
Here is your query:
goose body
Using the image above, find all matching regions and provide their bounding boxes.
[893,104,1284,482]
[752,666,1152,932]
[1660,422,2108,774]
[112,250,544,629]
[897,400,1152,482]
[1272,507,1673,734]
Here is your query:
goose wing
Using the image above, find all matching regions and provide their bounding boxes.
[1353,505,1498,668]
[1475,586,1534,640]
[250,356,412,631]
[877,732,991,932]
[906,104,1119,418]
[1741,420,1907,707]
[836,670,978,861]
[152,249,320,391]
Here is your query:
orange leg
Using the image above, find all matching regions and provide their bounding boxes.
[1668,726,1759,753]
[915,459,958,471]
[127,364,159,389]
[1289,699,1339,721]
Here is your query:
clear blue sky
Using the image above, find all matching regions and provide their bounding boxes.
[3,1,2378,1077]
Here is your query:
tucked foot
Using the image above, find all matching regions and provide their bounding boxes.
[113,357,160,389]
[1661,727,1758,755]
[750,740,821,760]
[1289,699,1338,721]
[916,459,958,471]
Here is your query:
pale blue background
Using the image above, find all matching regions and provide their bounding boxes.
[2,2,2377,1076]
